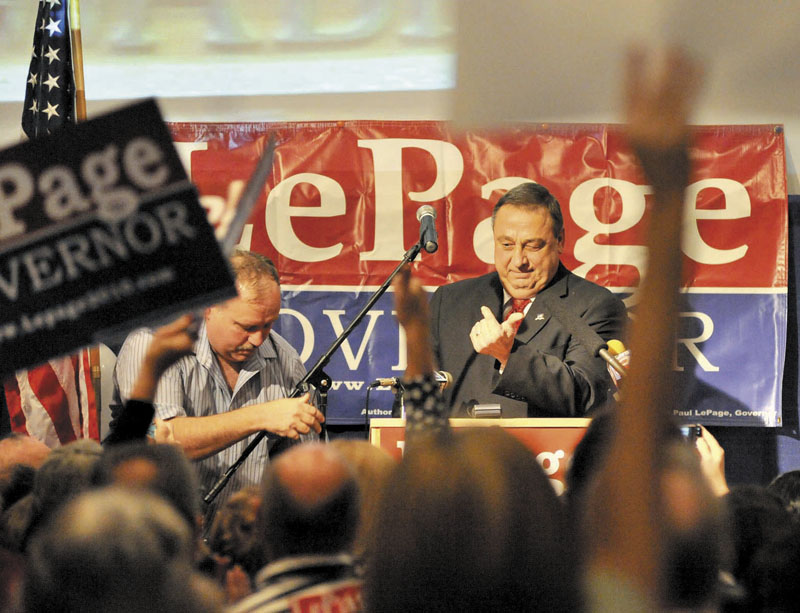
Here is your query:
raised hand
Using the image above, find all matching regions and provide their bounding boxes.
[145,313,198,376]
[393,266,430,331]
[130,313,198,402]
[392,266,435,378]
[624,47,702,194]
[694,425,729,496]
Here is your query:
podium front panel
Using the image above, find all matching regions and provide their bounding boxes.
[370,418,591,495]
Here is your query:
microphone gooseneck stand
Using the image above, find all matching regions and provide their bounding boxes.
[204,241,425,505]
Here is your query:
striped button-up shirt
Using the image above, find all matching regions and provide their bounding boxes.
[112,322,313,519]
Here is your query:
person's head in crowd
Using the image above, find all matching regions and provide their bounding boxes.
[491,181,565,300]
[723,484,793,586]
[767,469,800,517]
[1,546,24,613]
[92,441,201,533]
[564,408,618,513]
[258,442,359,563]
[0,494,35,553]
[205,250,280,369]
[206,485,262,577]
[23,438,103,547]
[0,433,50,483]
[32,439,102,513]
[365,427,580,612]
[329,439,396,568]
[566,409,728,611]
[23,487,222,613]
[0,434,50,514]
[0,464,36,514]
[732,519,800,613]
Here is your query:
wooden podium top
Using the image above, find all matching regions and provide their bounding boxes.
[370,418,591,429]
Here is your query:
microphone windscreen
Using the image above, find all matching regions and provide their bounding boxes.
[607,339,627,355]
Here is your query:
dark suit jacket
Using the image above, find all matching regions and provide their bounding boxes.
[430,264,627,417]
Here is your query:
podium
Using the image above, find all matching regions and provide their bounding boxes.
[370,418,590,495]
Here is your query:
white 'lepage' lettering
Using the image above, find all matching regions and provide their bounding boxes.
[0,137,170,241]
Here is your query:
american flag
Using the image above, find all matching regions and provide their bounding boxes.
[22,0,76,139]
[4,353,98,447]
[3,0,98,446]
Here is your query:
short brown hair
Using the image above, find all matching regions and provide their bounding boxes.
[230,250,279,294]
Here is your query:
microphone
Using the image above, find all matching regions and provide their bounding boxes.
[369,371,452,389]
[434,370,453,389]
[416,205,439,253]
[370,377,400,388]
[537,295,627,379]
[607,339,627,355]
[603,339,629,383]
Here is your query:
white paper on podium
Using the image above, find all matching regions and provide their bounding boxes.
[454,0,800,128]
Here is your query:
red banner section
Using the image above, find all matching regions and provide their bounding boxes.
[169,121,786,292]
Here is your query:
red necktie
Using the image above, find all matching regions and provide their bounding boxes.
[505,298,530,333]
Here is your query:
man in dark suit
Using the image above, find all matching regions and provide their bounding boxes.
[430,182,627,417]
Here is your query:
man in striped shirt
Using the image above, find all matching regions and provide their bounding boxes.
[111,251,324,520]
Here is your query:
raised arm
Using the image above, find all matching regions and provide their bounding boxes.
[105,314,197,445]
[393,267,450,441]
[584,47,703,606]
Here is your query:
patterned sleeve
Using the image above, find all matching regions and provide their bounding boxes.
[403,373,451,443]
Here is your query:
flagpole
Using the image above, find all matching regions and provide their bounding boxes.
[69,0,87,122]
[69,0,99,425]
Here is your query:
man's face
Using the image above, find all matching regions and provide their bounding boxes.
[493,204,564,299]
[205,280,281,365]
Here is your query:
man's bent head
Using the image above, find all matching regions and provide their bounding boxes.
[492,183,565,299]
[206,251,281,366]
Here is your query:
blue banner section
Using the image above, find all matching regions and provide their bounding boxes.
[274,287,786,426]
[274,288,405,425]
[673,292,786,427]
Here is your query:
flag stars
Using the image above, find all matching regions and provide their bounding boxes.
[43,73,60,91]
[23,0,73,139]
[45,18,62,36]
[43,102,60,120]
[45,46,61,63]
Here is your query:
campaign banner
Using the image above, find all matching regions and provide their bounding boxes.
[0,100,236,376]
[169,121,787,426]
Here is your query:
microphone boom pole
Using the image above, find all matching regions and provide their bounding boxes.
[204,241,425,505]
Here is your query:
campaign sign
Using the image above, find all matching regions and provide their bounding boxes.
[0,99,236,375]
